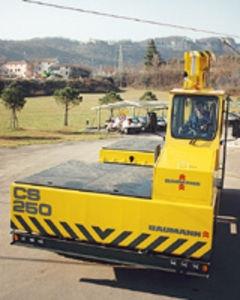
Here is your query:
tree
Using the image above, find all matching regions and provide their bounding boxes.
[99,91,123,118]
[140,91,158,101]
[144,39,163,68]
[99,91,123,105]
[54,87,82,126]
[1,83,26,129]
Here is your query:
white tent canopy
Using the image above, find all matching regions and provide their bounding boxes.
[91,100,140,111]
[135,100,168,109]
[91,100,168,130]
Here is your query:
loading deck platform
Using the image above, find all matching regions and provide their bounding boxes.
[16,160,153,199]
[99,136,163,166]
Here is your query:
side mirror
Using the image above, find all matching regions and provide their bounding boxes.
[232,119,240,138]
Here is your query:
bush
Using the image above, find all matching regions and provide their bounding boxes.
[140,91,158,101]
[99,91,123,105]
[0,78,119,97]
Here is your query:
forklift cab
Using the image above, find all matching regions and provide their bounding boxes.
[171,94,218,141]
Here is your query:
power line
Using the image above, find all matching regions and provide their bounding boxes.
[22,0,240,40]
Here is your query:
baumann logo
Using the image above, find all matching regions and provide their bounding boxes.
[165,174,200,190]
[149,225,209,239]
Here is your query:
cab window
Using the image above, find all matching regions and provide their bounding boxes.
[171,95,218,140]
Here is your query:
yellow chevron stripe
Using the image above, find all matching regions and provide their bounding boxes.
[32,217,54,236]
[119,232,139,247]
[171,240,193,256]
[59,222,76,239]
[11,215,21,230]
[153,236,176,252]
[190,243,211,259]
[13,215,33,233]
[72,224,86,240]
[87,226,104,243]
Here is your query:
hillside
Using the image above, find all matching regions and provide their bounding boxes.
[0,36,239,67]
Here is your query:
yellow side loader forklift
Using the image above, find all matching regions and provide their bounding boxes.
[10,51,239,277]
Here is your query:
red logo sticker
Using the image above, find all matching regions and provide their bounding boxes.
[178,174,186,191]
[202,231,210,238]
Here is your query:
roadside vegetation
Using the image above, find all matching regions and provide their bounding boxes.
[0,89,168,147]
[1,82,26,129]
[54,87,82,126]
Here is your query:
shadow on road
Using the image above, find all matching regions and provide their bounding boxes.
[0,256,101,267]
[80,189,240,300]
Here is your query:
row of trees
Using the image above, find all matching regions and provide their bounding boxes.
[0,82,158,129]
[0,78,118,97]
[0,83,82,129]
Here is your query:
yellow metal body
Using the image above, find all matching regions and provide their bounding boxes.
[11,182,213,259]
[10,88,224,260]
[10,52,225,262]
[153,89,224,207]
[184,51,214,90]
[99,148,155,166]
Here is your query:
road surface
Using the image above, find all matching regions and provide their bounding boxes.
[0,137,239,300]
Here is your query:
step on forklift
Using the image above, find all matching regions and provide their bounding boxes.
[10,51,239,277]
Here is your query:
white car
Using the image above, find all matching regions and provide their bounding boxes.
[121,117,142,134]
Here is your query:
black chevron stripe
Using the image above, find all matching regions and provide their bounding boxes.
[144,236,169,252]
[15,215,32,232]
[199,249,212,261]
[29,217,48,236]
[45,219,63,238]
[109,231,132,246]
[76,224,95,242]
[92,226,115,240]
[128,233,150,249]
[10,220,18,230]
[60,221,78,239]
[181,241,207,258]
[163,238,187,254]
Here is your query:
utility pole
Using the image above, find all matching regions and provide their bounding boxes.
[118,44,124,88]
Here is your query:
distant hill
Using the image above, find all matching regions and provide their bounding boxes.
[0,36,239,68]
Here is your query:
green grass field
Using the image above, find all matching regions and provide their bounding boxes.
[0,89,168,147]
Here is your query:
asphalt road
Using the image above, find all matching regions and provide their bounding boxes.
[0,137,239,300]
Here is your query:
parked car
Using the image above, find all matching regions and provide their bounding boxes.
[121,117,142,134]
[157,116,167,131]
[228,112,240,126]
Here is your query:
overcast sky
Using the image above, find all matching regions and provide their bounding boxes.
[1,0,240,42]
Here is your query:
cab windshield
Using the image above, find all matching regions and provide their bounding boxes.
[171,95,218,140]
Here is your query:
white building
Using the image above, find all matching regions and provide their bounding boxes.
[1,60,33,78]
[49,64,91,79]
[33,58,59,78]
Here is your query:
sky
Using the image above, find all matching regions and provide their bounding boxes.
[0,0,240,42]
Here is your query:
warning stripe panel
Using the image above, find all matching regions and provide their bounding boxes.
[76,223,95,242]
[188,243,211,260]
[199,249,212,261]
[181,241,207,258]
[127,233,150,249]
[92,226,115,240]
[29,217,48,236]
[11,215,211,260]
[163,239,187,254]
[45,219,63,238]
[109,231,132,246]
[10,220,18,230]
[15,215,32,232]
[144,235,169,252]
[60,221,78,239]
